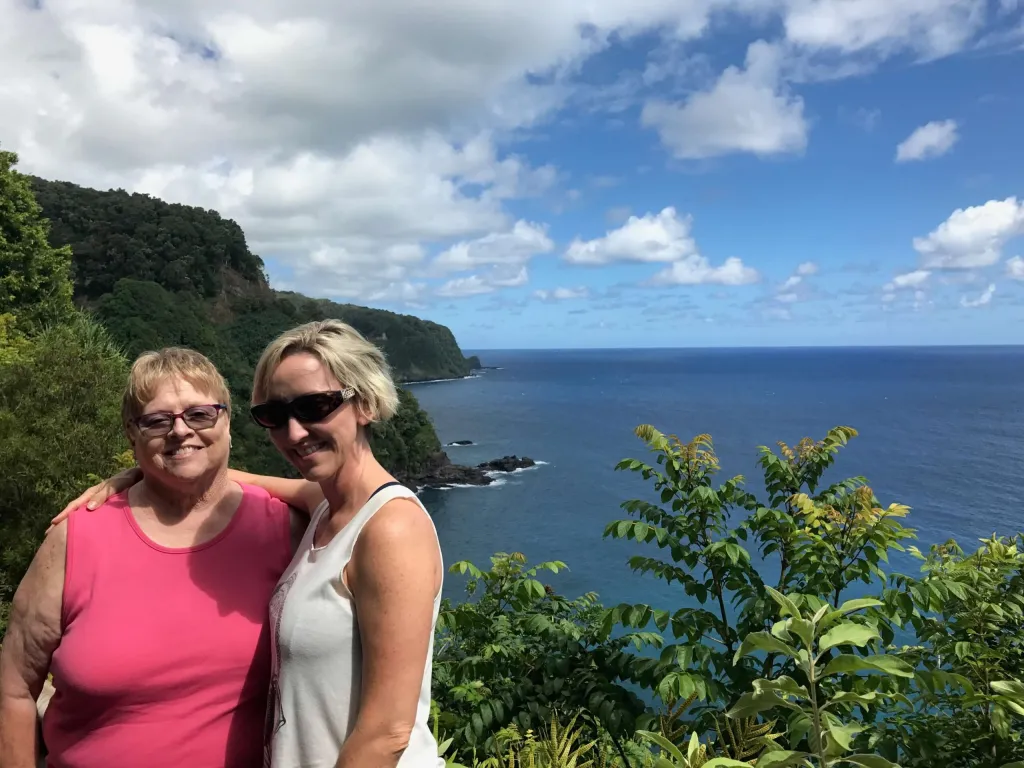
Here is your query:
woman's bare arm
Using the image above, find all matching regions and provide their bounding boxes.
[334,500,442,768]
[0,522,66,768]
[48,467,324,532]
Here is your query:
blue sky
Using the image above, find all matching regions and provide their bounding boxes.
[3,0,1023,348]
[407,41,1024,349]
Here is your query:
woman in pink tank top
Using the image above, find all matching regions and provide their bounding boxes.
[0,348,302,768]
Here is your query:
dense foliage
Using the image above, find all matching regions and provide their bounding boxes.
[1,150,74,338]
[431,424,1024,768]
[28,176,267,300]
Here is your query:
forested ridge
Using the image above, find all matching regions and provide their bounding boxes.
[24,174,478,478]
[28,175,481,384]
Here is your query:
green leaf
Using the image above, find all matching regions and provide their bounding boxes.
[819,622,880,653]
[754,676,810,701]
[636,730,684,763]
[992,680,1024,700]
[824,690,880,709]
[836,597,884,615]
[841,756,900,768]
[753,752,813,768]
[825,718,863,752]
[765,587,801,619]
[734,631,799,665]
[822,654,915,679]
[704,760,758,768]
[727,691,785,718]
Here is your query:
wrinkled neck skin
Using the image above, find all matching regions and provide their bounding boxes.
[134,465,234,525]
[320,428,391,520]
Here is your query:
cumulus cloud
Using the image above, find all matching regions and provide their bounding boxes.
[565,207,759,286]
[534,286,589,301]
[1007,256,1024,280]
[651,256,760,286]
[431,221,553,274]
[960,283,996,308]
[641,41,808,159]
[0,0,1012,304]
[436,275,499,298]
[783,0,990,60]
[913,197,1024,269]
[895,119,959,162]
[884,269,932,291]
[565,207,698,265]
[775,260,819,300]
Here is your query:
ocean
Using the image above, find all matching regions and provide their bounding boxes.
[410,347,1024,613]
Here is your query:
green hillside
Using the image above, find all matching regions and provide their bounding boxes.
[25,175,478,477]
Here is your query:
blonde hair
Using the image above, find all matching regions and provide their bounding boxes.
[122,347,231,426]
[252,320,399,422]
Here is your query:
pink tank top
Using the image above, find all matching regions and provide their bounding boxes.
[43,483,294,768]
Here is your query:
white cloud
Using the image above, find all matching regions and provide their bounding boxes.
[534,286,589,301]
[641,41,808,160]
[884,269,932,291]
[565,206,760,286]
[775,260,818,298]
[0,0,1011,304]
[437,275,498,298]
[565,207,698,265]
[781,275,803,290]
[491,266,530,288]
[960,283,996,308]
[651,256,760,286]
[0,0,734,302]
[913,197,1024,269]
[431,221,553,274]
[1007,256,1024,280]
[895,119,959,162]
[783,0,990,60]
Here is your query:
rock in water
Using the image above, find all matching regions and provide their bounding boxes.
[477,455,536,473]
[446,440,474,446]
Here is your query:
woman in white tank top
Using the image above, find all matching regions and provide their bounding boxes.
[244,320,446,768]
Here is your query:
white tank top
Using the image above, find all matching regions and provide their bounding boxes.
[264,482,444,768]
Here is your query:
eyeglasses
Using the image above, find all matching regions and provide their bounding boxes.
[132,404,228,437]
[249,388,356,430]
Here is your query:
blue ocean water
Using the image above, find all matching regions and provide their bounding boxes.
[410,347,1024,613]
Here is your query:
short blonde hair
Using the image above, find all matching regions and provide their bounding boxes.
[122,347,231,426]
[253,320,399,422]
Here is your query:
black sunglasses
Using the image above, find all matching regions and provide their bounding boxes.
[249,388,356,430]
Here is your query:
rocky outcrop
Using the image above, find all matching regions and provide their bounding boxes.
[410,453,537,489]
[477,455,535,473]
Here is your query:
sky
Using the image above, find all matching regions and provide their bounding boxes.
[2,0,1023,349]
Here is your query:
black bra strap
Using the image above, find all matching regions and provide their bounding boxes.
[367,481,402,501]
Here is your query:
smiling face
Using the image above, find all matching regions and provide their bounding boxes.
[257,352,370,482]
[131,376,231,488]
